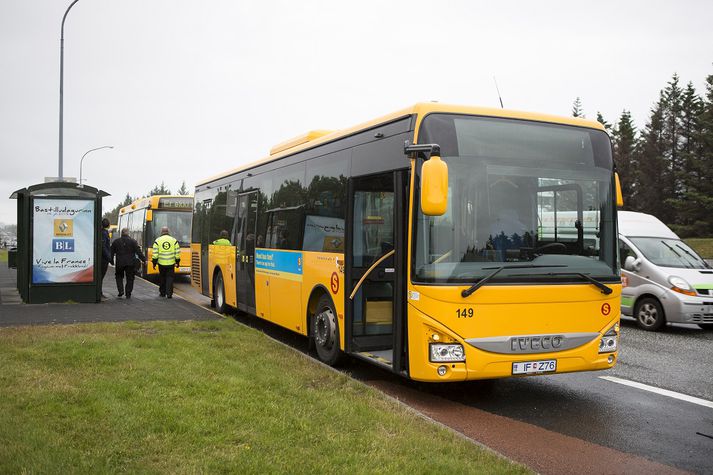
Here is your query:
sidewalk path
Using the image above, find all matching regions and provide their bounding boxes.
[0,264,219,326]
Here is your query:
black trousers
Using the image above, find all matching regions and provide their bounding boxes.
[101,259,109,279]
[115,265,136,296]
[158,264,175,297]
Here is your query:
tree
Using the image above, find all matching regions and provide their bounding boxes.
[612,110,638,209]
[572,97,585,118]
[636,98,668,219]
[177,180,189,195]
[596,112,612,133]
[103,193,134,224]
[149,182,171,196]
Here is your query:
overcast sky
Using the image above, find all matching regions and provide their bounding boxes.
[1,0,712,225]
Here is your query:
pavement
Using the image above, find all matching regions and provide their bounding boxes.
[0,263,220,326]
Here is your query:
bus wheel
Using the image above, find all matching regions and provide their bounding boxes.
[213,272,227,314]
[312,295,343,366]
[635,297,666,331]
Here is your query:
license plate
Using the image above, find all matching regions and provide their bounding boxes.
[179,267,191,273]
[512,359,557,375]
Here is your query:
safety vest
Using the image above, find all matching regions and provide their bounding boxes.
[152,234,180,265]
[212,238,231,246]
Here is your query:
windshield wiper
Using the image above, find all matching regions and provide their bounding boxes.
[674,243,707,268]
[512,271,613,295]
[461,264,565,298]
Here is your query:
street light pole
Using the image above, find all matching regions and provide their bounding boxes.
[58,0,81,181]
[79,145,113,187]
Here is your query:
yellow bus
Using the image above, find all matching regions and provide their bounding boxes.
[117,195,194,279]
[191,103,622,382]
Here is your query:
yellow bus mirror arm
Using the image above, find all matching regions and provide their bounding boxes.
[615,173,624,208]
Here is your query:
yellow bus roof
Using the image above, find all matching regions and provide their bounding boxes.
[197,103,605,187]
[119,195,194,215]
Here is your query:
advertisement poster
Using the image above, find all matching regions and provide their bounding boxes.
[32,199,95,284]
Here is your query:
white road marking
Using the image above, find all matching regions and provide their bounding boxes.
[600,376,713,409]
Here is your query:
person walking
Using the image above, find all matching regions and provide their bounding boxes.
[110,228,146,299]
[152,226,181,298]
[100,218,112,298]
[212,230,231,246]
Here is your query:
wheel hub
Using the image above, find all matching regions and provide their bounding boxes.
[314,308,336,348]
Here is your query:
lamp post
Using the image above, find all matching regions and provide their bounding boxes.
[79,145,113,187]
[58,0,81,180]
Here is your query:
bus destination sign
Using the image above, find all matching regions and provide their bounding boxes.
[159,197,193,209]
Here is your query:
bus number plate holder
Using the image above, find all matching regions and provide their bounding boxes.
[512,359,557,375]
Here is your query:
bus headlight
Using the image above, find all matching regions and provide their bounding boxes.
[429,343,465,362]
[599,325,618,353]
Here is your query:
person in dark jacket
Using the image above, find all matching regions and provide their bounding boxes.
[110,228,146,299]
[100,218,112,298]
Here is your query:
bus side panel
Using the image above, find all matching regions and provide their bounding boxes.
[207,245,236,306]
[301,251,345,342]
[258,249,302,332]
[254,248,271,320]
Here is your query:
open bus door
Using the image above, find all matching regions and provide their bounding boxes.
[346,171,408,375]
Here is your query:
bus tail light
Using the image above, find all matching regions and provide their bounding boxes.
[429,343,465,362]
[599,324,619,353]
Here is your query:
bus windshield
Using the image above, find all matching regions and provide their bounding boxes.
[629,237,710,269]
[152,211,192,247]
[414,114,618,284]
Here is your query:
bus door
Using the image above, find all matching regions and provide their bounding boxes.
[346,171,407,373]
[235,191,257,314]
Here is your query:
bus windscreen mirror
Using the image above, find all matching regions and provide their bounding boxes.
[145,210,152,221]
[614,172,624,207]
[420,155,448,216]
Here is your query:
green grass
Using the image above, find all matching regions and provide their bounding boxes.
[0,320,528,475]
[685,238,713,259]
[0,249,6,263]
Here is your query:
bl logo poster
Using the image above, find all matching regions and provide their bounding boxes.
[32,199,95,284]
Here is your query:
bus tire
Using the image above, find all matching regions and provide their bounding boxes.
[213,271,227,314]
[312,294,344,366]
[634,297,666,331]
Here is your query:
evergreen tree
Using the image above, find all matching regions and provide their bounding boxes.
[177,181,189,195]
[102,193,134,224]
[636,98,668,219]
[612,110,638,209]
[660,74,684,216]
[686,71,713,236]
[572,97,585,118]
[149,182,171,196]
[596,112,612,133]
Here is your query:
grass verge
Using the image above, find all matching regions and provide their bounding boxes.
[0,320,529,474]
[0,249,6,263]
[685,238,713,259]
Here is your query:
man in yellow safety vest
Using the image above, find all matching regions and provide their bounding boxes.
[212,230,231,246]
[152,226,181,298]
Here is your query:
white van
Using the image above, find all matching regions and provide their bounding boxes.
[619,211,713,331]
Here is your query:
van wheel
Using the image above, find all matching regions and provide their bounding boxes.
[634,297,666,331]
[213,272,227,314]
[312,295,344,366]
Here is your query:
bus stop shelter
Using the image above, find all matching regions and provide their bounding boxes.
[10,182,109,304]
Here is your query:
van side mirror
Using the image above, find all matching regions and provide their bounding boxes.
[421,154,448,216]
[624,255,640,272]
[615,173,624,208]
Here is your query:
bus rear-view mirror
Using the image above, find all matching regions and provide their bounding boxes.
[421,155,448,216]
